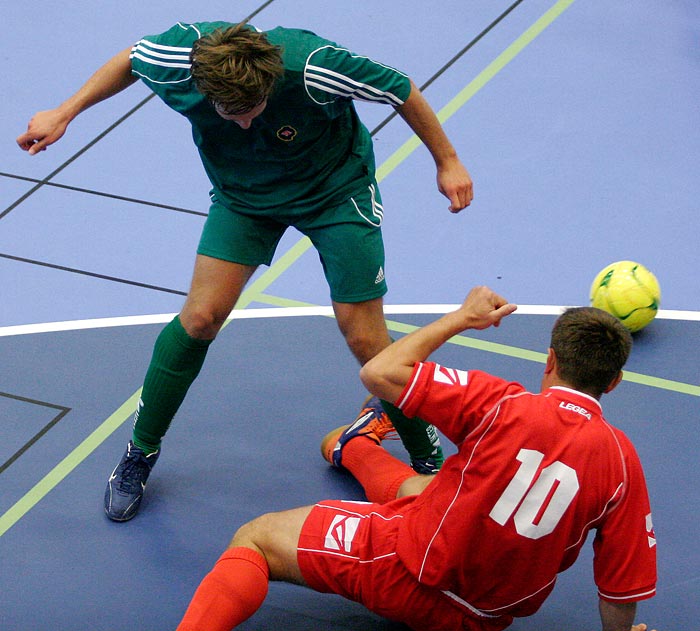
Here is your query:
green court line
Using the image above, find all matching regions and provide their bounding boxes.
[253,293,319,308]
[232,0,578,308]
[0,0,579,538]
[386,320,700,396]
[387,318,550,363]
[0,390,142,537]
[376,0,576,181]
[257,293,700,396]
[619,371,700,396]
[235,237,314,311]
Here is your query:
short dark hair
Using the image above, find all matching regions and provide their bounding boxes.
[550,307,632,398]
[190,24,284,114]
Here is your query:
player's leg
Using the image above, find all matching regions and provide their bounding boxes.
[331,297,391,364]
[301,183,444,474]
[332,299,443,473]
[104,255,256,522]
[320,397,435,503]
[104,202,287,522]
[177,506,313,631]
[397,473,434,498]
[295,500,477,631]
[133,254,257,450]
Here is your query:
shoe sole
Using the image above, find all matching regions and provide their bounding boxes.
[104,483,143,522]
[104,507,139,522]
[320,424,351,465]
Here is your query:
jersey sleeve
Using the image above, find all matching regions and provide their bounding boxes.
[396,363,525,444]
[131,23,195,87]
[129,21,230,110]
[303,44,411,106]
[592,431,657,603]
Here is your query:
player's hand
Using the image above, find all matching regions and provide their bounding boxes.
[631,624,658,631]
[459,286,517,330]
[17,109,71,155]
[436,158,473,213]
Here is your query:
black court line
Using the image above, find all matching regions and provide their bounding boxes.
[0,1,278,223]
[1,94,157,222]
[3,0,524,222]
[0,252,187,297]
[370,0,526,136]
[0,391,71,476]
[244,0,277,22]
[0,173,208,218]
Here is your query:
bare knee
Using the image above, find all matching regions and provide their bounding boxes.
[228,508,311,585]
[333,299,392,365]
[230,516,267,556]
[343,328,390,365]
[180,303,229,339]
[179,256,255,338]
[397,474,435,498]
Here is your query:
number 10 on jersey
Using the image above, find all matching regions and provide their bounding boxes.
[489,449,580,540]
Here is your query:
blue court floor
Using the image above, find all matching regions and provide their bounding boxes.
[2,1,698,630]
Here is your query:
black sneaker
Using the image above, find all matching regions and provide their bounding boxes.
[410,452,444,474]
[410,424,444,474]
[104,441,159,522]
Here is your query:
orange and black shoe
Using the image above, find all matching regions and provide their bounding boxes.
[321,396,398,469]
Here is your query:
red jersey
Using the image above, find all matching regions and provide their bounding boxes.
[394,363,657,619]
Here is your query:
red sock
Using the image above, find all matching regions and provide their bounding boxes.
[342,436,417,504]
[177,547,269,631]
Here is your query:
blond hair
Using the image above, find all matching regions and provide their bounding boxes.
[191,24,284,114]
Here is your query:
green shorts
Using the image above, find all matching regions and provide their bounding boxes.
[197,183,388,303]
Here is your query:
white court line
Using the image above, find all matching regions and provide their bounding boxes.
[0,306,698,337]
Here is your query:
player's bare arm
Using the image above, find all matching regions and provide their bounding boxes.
[360,286,516,403]
[17,46,137,155]
[394,80,473,212]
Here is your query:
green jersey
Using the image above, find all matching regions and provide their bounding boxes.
[130,22,411,214]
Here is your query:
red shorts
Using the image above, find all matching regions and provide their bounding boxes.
[297,499,508,631]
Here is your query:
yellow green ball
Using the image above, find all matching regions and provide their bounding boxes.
[590,261,661,332]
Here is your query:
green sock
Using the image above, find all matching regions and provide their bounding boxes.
[379,398,444,469]
[132,316,212,453]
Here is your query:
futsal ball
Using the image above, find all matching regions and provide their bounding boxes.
[589,261,661,332]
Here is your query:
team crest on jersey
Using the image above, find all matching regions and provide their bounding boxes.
[276,125,297,142]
